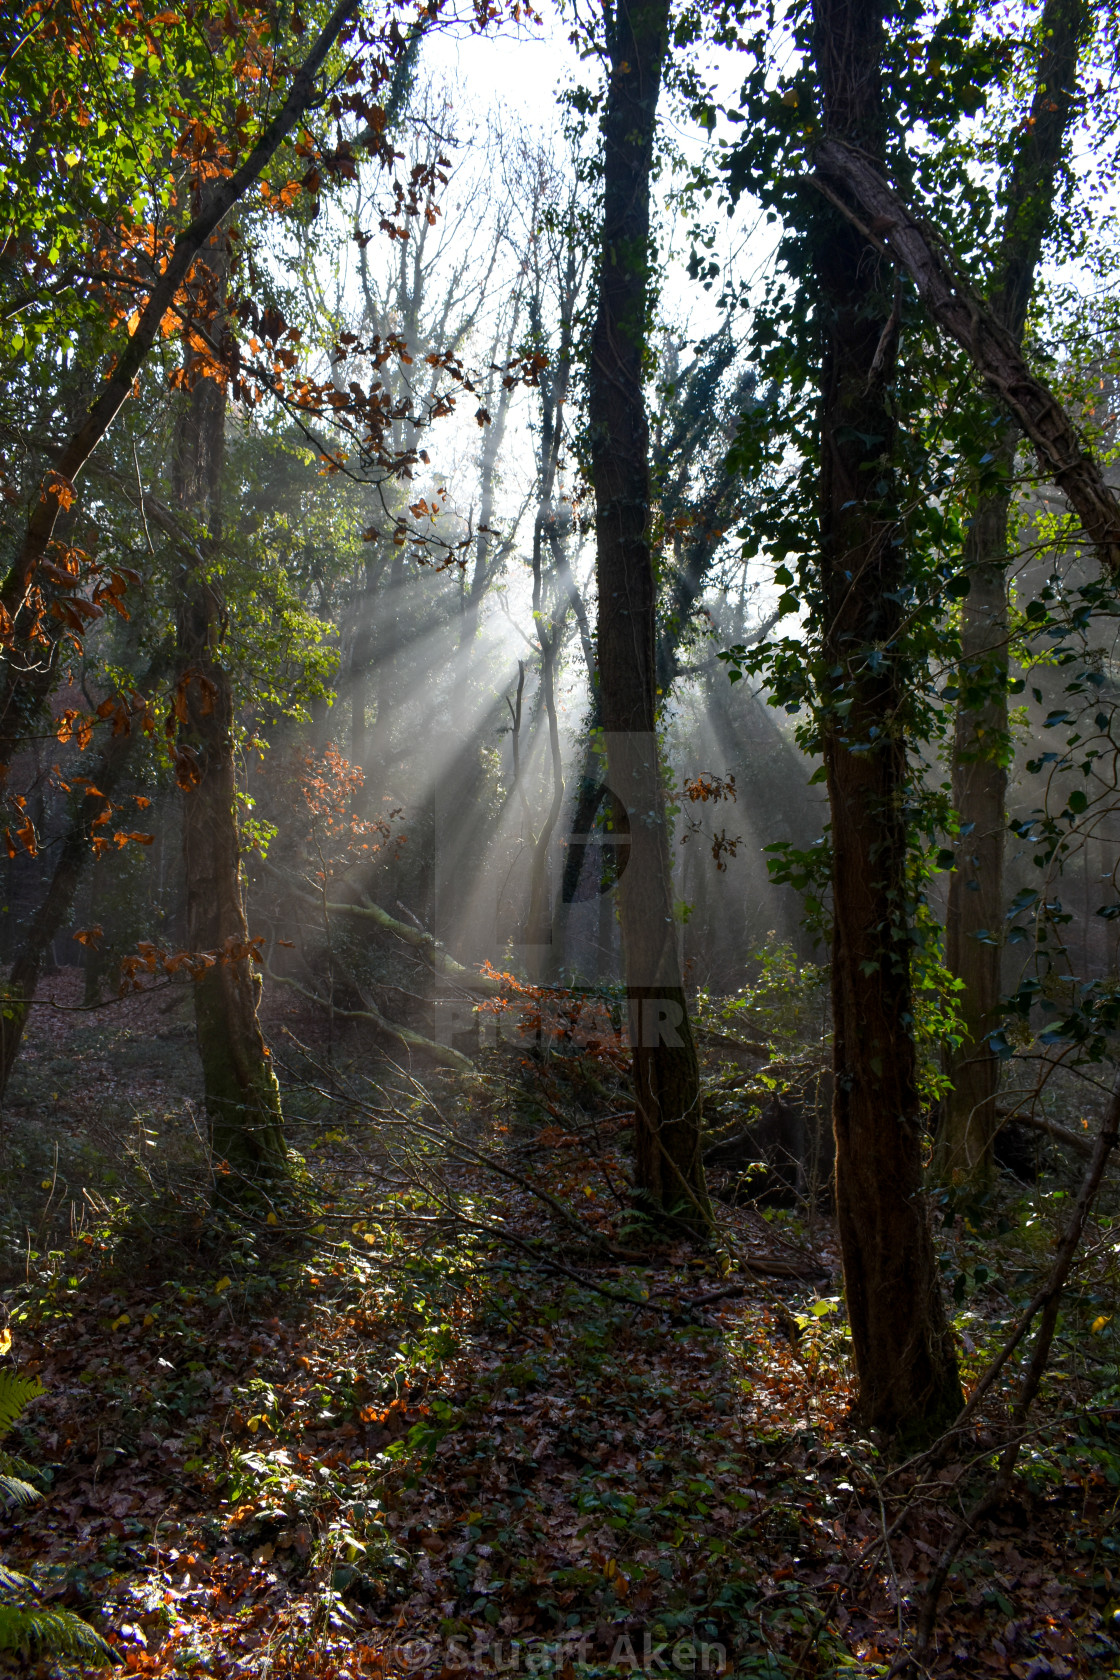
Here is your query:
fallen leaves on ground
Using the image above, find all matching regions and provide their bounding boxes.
[1,981,1119,1677]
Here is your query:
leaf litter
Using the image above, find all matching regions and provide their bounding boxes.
[1,981,1120,1677]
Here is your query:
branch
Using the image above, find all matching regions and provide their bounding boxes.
[809,139,1120,574]
[1,0,366,632]
[264,959,476,1075]
[1000,1104,1094,1160]
[0,422,208,568]
[255,856,501,993]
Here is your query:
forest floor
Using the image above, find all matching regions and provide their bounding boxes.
[2,973,1120,1678]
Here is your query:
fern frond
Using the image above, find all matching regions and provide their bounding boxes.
[0,1449,41,1500]
[0,1373,45,1442]
[0,1450,36,1477]
[0,1601,111,1660]
[0,1475,38,1508]
[0,1376,100,1661]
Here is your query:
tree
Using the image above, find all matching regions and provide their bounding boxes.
[172,233,287,1184]
[511,148,589,978]
[588,0,711,1233]
[0,651,164,1099]
[721,0,967,1432]
[803,0,962,1435]
[934,0,1090,1182]
[0,0,376,783]
[719,0,1120,1431]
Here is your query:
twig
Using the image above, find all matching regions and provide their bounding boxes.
[907,1065,1120,1663]
[264,959,475,1074]
[132,441,155,556]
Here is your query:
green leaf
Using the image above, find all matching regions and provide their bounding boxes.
[0,1603,111,1661]
[0,1374,44,1444]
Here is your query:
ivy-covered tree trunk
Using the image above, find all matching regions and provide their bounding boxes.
[939,0,1089,1183]
[812,0,961,1436]
[589,0,710,1233]
[174,238,286,1186]
[941,492,1012,1180]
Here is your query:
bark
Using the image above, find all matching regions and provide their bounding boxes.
[939,0,1090,1182]
[811,133,1120,574]
[522,628,565,972]
[589,0,710,1233]
[348,551,387,800]
[0,667,161,1097]
[942,490,1012,1178]
[174,242,285,1187]
[811,0,961,1436]
[0,0,365,775]
[523,270,578,978]
[370,550,405,785]
[552,568,599,976]
[554,723,604,974]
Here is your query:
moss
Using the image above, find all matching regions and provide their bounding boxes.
[193,969,287,1188]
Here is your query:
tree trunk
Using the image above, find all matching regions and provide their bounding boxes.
[812,0,961,1437]
[589,0,710,1233]
[554,725,604,976]
[941,487,1012,1178]
[173,239,285,1187]
[939,0,1089,1183]
[370,551,405,787]
[523,292,578,982]
[523,645,566,974]
[349,553,379,797]
[0,681,156,1096]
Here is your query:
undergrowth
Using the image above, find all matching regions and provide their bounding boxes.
[0,1002,1118,1676]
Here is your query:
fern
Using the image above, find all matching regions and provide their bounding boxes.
[0,1449,38,1481]
[0,1369,110,1662]
[0,1372,44,1510]
[0,1601,112,1659]
[0,1471,39,1507]
[0,1372,44,1442]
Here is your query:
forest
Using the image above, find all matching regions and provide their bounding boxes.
[1,0,1120,1672]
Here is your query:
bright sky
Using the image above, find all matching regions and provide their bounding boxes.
[420,12,779,343]
[421,15,582,126]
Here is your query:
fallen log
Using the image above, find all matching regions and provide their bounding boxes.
[997,1104,1094,1159]
[257,857,501,994]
